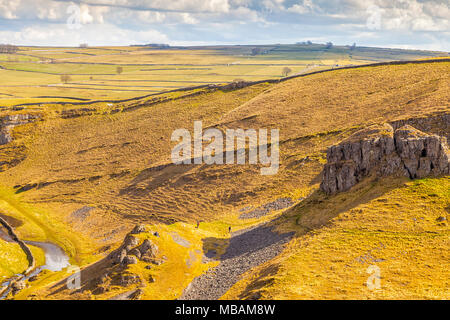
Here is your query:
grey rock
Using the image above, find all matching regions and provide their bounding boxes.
[110,248,127,264]
[128,248,141,260]
[139,239,158,257]
[120,274,141,286]
[321,123,450,194]
[0,114,38,145]
[180,225,293,300]
[123,234,139,248]
[130,224,146,234]
[122,255,138,266]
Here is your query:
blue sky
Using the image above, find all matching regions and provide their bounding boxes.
[0,0,448,51]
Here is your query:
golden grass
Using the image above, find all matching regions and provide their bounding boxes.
[220,62,450,140]
[12,209,285,300]
[223,176,449,300]
[0,60,448,299]
[0,241,45,282]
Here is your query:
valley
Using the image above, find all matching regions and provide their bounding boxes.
[0,46,448,300]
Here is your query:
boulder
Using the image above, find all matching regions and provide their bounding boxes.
[128,248,141,259]
[141,256,153,263]
[130,224,146,234]
[123,234,139,248]
[122,255,138,266]
[120,274,140,286]
[110,248,127,264]
[139,239,158,257]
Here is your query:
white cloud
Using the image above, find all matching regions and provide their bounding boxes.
[0,23,168,46]
[0,0,448,50]
[0,0,20,19]
[287,0,318,14]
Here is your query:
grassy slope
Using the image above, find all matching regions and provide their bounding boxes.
[224,176,449,299]
[0,240,45,282]
[0,60,448,299]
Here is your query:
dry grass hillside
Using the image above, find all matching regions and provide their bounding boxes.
[224,176,449,299]
[0,60,448,299]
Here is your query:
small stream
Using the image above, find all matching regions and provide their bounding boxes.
[0,227,70,299]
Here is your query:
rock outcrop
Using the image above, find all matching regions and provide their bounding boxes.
[108,225,159,266]
[0,114,38,145]
[321,123,450,194]
[390,113,450,141]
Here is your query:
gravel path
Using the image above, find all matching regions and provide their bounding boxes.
[239,198,294,219]
[179,224,294,300]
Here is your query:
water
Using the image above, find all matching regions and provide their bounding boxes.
[24,241,70,272]
[0,228,70,299]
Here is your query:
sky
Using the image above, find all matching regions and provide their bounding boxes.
[0,0,448,51]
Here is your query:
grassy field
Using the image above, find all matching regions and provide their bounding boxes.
[0,44,447,107]
[0,46,448,299]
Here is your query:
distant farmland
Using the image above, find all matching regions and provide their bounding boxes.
[0,44,447,107]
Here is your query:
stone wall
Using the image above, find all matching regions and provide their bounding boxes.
[0,215,35,275]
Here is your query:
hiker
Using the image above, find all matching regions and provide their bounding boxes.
[228,226,231,233]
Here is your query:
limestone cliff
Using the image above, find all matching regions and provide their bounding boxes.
[320,123,450,194]
[0,114,38,145]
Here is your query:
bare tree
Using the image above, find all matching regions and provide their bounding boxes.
[281,67,292,77]
[116,66,123,75]
[282,67,292,77]
[60,74,72,84]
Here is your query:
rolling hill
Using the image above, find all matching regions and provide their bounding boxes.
[0,58,448,300]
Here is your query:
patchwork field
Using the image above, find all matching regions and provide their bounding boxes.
[0,44,447,107]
